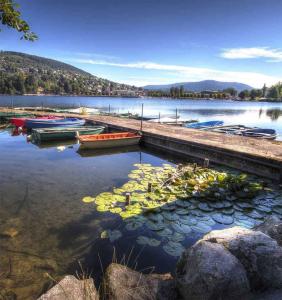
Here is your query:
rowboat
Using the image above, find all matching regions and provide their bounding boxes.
[242,128,277,140]
[78,132,142,149]
[10,116,61,128]
[32,126,105,142]
[185,120,224,129]
[206,125,277,140]
[25,117,86,129]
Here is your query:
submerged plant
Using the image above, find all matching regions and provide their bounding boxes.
[82,163,268,257]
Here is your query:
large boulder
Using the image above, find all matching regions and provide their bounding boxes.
[103,263,177,300]
[176,240,250,300]
[255,216,282,246]
[38,275,99,300]
[203,226,282,290]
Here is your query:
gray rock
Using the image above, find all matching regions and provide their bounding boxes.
[203,226,282,290]
[103,263,177,300]
[176,240,250,300]
[38,275,99,300]
[255,216,282,246]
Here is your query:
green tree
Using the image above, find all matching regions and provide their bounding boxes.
[238,90,250,100]
[0,0,37,40]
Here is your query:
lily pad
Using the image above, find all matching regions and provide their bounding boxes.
[198,203,214,212]
[212,213,234,225]
[171,222,191,234]
[82,196,95,203]
[163,241,185,257]
[191,223,212,234]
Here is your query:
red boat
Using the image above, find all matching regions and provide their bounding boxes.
[10,116,62,128]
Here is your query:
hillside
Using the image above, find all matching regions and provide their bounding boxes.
[144,80,253,92]
[0,51,140,96]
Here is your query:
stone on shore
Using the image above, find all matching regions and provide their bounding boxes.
[255,216,282,246]
[103,263,177,300]
[176,240,250,300]
[38,275,99,300]
[203,226,282,290]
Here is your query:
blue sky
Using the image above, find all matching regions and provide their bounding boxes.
[1,0,282,87]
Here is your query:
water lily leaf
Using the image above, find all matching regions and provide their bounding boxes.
[191,223,212,234]
[109,207,122,214]
[198,203,213,212]
[212,213,234,225]
[156,228,173,237]
[169,232,185,242]
[82,196,95,203]
[179,215,198,226]
[163,241,185,257]
[146,220,165,231]
[162,211,179,221]
[171,222,191,234]
[148,238,161,247]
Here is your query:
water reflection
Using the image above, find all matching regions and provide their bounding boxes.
[266,108,282,121]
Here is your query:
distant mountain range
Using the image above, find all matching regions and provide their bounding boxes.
[143,80,253,92]
[0,51,139,95]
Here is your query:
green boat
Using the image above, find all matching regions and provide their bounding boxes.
[32,126,105,142]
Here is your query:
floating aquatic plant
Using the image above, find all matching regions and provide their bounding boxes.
[82,163,269,257]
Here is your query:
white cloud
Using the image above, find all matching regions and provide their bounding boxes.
[221,47,282,62]
[67,58,281,88]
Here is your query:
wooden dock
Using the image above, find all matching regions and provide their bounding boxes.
[1,108,282,182]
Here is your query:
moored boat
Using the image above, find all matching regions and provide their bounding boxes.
[185,120,224,129]
[78,132,141,149]
[10,116,61,128]
[32,126,106,142]
[25,117,85,129]
[242,128,277,140]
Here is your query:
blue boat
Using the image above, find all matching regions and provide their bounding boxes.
[185,120,224,129]
[242,128,277,140]
[25,117,86,129]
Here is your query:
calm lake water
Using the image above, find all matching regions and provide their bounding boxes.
[0,95,282,139]
[0,127,281,299]
[0,96,282,298]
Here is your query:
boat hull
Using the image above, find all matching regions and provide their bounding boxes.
[79,132,141,149]
[32,126,105,142]
[25,118,85,129]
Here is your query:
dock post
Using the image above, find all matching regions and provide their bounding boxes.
[158,112,161,123]
[126,193,131,205]
[108,104,111,114]
[140,103,144,131]
[203,158,210,168]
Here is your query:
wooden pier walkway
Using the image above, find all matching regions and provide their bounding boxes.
[1,108,282,181]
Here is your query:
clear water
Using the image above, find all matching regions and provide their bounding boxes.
[0,95,282,139]
[0,128,281,299]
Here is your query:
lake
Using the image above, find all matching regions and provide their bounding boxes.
[1,96,282,298]
[0,95,282,139]
[0,126,281,299]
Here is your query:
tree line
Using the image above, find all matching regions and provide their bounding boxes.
[147,83,282,101]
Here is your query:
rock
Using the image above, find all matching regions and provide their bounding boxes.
[203,226,282,290]
[38,275,99,300]
[176,240,250,300]
[103,263,177,300]
[255,216,282,246]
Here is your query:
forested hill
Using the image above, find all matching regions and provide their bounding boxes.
[0,51,140,95]
[144,80,253,93]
